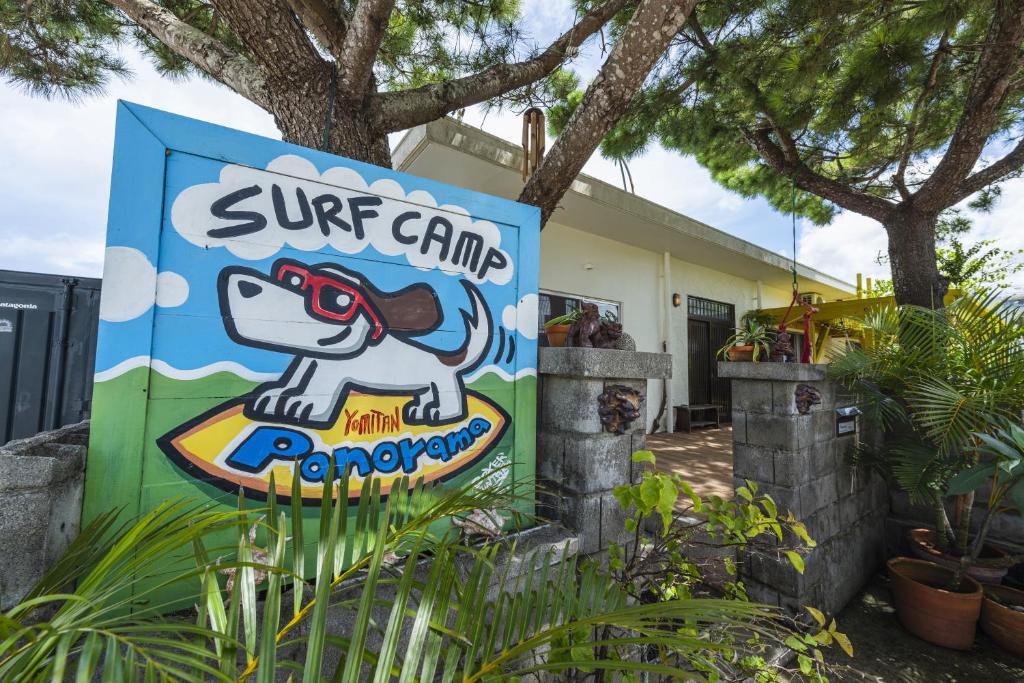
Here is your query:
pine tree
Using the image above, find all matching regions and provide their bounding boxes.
[553,0,1024,305]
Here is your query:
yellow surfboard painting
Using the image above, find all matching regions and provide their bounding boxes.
[159,390,510,503]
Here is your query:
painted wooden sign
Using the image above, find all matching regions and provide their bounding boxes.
[84,103,539,524]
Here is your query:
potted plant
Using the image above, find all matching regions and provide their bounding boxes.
[740,309,776,328]
[934,421,1024,582]
[717,319,775,362]
[830,293,1024,574]
[904,423,1024,585]
[830,291,1024,643]
[981,584,1024,657]
[887,557,983,650]
[544,307,581,347]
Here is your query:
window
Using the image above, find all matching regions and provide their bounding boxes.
[538,290,621,346]
[687,295,734,323]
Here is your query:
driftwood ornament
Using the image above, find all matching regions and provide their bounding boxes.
[612,331,636,352]
[566,303,623,349]
[598,384,643,434]
[771,330,794,363]
[452,508,508,538]
[795,384,822,415]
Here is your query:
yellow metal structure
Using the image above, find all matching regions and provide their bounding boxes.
[758,283,961,362]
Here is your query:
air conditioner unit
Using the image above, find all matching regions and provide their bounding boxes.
[799,292,825,305]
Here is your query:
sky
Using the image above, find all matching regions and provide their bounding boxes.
[1,1,1022,294]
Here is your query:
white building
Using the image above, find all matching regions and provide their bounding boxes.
[394,118,855,432]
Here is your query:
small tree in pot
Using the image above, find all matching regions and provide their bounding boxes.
[830,290,1024,647]
[831,290,1024,647]
[830,291,1024,578]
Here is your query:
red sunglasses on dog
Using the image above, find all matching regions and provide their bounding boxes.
[275,263,384,340]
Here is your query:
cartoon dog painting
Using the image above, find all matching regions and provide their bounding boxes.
[218,258,491,428]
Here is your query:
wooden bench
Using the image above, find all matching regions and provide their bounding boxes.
[674,404,721,433]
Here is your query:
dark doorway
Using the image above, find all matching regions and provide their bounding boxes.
[687,296,735,418]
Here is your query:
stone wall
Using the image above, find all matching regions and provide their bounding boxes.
[721,363,888,615]
[536,348,672,556]
[0,421,89,609]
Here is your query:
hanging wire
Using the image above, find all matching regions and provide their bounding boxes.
[790,176,799,291]
[321,62,338,151]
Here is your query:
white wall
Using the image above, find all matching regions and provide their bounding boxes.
[540,222,663,353]
[539,223,668,430]
[538,222,798,432]
[666,260,792,406]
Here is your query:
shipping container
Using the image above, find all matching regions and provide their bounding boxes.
[0,269,100,444]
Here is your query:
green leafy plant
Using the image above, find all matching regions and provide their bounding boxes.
[544,307,583,328]
[601,451,851,682]
[741,309,777,329]
[718,319,777,362]
[945,422,1024,572]
[829,289,1024,574]
[3,462,796,681]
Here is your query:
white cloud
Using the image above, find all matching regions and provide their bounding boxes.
[170,154,514,285]
[797,213,891,287]
[0,47,274,279]
[797,191,1024,295]
[155,270,189,308]
[502,293,539,339]
[99,247,188,322]
[958,176,1024,294]
[1,233,105,276]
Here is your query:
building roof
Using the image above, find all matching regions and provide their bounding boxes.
[393,118,856,300]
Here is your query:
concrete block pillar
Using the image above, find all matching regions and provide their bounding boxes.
[720,362,888,615]
[0,421,89,610]
[537,348,671,555]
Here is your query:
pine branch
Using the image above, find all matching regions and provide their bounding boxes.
[210,0,325,83]
[336,0,397,101]
[948,135,1024,204]
[284,0,348,60]
[914,0,1024,213]
[742,126,895,222]
[108,0,270,108]
[893,30,951,200]
[371,0,630,133]
[687,12,895,222]
[518,0,697,226]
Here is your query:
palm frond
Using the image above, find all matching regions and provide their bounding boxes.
[887,440,961,505]
[906,377,1004,454]
[3,464,805,682]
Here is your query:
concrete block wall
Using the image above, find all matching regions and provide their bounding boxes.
[0,421,89,609]
[721,363,887,615]
[537,348,671,556]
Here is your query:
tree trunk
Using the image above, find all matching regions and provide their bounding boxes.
[268,72,392,168]
[883,207,948,308]
[519,0,696,225]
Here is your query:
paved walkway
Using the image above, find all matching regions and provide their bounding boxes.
[646,426,734,502]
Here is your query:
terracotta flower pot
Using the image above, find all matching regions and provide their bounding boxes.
[545,324,571,348]
[887,557,982,650]
[981,584,1024,657]
[907,527,1009,585]
[726,345,755,361]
